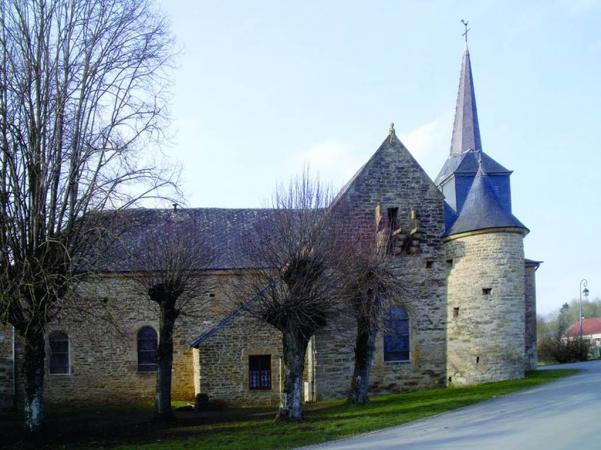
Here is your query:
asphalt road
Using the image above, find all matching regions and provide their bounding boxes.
[306,361,601,450]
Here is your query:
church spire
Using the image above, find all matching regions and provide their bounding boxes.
[449,42,482,155]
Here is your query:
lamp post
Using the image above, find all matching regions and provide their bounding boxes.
[579,279,590,340]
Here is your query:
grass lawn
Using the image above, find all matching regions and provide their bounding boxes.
[1,369,577,450]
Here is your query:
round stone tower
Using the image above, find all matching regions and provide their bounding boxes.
[444,166,529,385]
[445,231,527,385]
[436,45,531,385]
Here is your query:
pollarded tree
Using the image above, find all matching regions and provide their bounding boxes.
[334,209,404,405]
[0,0,174,431]
[238,172,340,421]
[130,209,214,421]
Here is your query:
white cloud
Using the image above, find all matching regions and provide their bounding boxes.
[400,119,448,160]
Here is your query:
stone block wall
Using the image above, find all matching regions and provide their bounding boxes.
[195,313,283,405]
[524,262,539,370]
[445,231,526,385]
[0,324,14,413]
[19,273,238,407]
[315,253,448,399]
[316,135,448,398]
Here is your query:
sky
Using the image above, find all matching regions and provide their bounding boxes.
[157,0,601,315]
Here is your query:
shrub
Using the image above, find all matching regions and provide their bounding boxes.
[538,336,590,363]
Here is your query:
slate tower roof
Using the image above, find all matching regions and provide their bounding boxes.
[439,45,527,237]
[450,47,482,155]
[448,163,527,236]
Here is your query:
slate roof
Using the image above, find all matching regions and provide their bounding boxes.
[564,318,601,338]
[446,166,527,236]
[450,47,482,155]
[76,208,279,272]
[435,149,511,186]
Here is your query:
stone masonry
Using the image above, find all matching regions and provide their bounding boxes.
[445,231,526,385]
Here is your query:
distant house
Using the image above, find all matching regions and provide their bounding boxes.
[564,318,601,347]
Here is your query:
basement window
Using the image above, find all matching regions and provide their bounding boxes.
[482,288,492,296]
[249,355,271,390]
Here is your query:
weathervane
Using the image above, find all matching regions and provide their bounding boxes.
[461,19,470,45]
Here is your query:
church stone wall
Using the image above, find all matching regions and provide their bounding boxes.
[13,273,236,407]
[195,314,282,405]
[0,324,13,413]
[317,136,448,398]
[445,231,526,385]
[315,254,448,399]
[524,262,538,370]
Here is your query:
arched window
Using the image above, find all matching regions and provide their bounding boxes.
[137,326,158,372]
[384,307,410,362]
[49,331,69,374]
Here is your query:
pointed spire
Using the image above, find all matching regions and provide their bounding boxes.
[450,47,482,155]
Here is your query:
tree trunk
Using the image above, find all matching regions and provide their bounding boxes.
[348,320,376,405]
[155,302,177,421]
[277,330,309,421]
[22,329,46,432]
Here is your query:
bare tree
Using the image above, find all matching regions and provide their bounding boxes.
[334,207,404,405]
[0,0,173,431]
[238,172,339,421]
[129,209,214,421]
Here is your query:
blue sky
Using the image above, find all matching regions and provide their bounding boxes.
[158,0,601,315]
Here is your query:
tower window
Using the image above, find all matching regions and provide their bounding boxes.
[249,355,271,390]
[482,288,492,295]
[384,307,410,362]
[453,307,460,318]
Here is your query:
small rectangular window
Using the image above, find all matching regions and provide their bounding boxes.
[446,259,453,266]
[249,355,271,390]
[453,307,460,318]
[387,207,399,231]
[425,260,433,269]
[49,332,69,374]
[384,307,410,362]
[482,288,492,295]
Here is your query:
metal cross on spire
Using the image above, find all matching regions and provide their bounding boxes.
[461,19,470,45]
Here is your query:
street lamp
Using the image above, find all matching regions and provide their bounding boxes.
[579,279,590,340]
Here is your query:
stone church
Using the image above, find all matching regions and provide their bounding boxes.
[0,46,539,410]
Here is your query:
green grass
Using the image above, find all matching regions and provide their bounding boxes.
[106,369,577,450]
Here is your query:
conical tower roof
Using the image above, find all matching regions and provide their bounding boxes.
[447,163,527,236]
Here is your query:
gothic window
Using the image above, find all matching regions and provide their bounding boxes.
[137,326,158,372]
[49,331,69,374]
[384,307,410,362]
[249,355,271,390]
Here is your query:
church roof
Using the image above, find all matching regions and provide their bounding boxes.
[75,208,279,272]
[446,165,527,236]
[435,149,511,185]
[450,47,482,155]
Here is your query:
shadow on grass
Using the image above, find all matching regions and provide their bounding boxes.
[0,369,578,450]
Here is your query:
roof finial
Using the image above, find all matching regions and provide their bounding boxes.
[388,122,396,143]
[461,19,470,46]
